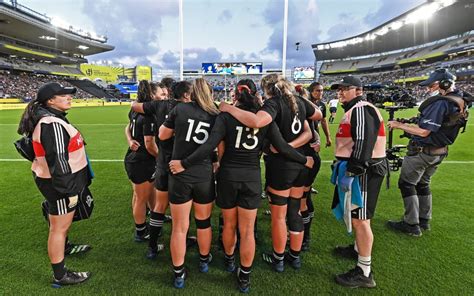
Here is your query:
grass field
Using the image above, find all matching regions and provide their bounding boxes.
[0,105,473,295]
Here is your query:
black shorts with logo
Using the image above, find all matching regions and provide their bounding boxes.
[217,179,261,210]
[168,175,215,205]
[35,177,77,216]
[124,160,155,184]
[329,107,337,113]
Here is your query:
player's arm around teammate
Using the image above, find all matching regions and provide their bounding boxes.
[220,74,317,272]
[159,78,218,289]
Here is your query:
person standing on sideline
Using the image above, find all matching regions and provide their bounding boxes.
[387,69,470,236]
[18,82,92,286]
[330,76,387,289]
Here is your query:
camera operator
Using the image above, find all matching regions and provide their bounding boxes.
[387,69,469,236]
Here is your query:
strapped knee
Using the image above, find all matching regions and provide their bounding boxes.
[268,192,288,206]
[415,183,431,196]
[287,198,304,232]
[398,179,416,198]
[195,217,211,229]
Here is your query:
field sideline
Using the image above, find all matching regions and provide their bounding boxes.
[0,105,473,295]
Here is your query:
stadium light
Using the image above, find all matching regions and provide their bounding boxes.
[318,0,458,50]
[77,45,89,50]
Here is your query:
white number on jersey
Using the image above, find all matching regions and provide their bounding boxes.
[291,115,302,134]
[235,126,259,150]
[185,119,210,144]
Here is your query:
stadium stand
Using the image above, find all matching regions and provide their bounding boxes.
[312,0,473,105]
[0,0,116,104]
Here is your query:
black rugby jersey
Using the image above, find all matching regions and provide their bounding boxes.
[124,110,155,163]
[143,99,182,171]
[181,105,307,182]
[163,101,217,183]
[260,95,315,169]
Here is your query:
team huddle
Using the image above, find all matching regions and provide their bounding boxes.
[20,68,468,291]
[122,74,384,292]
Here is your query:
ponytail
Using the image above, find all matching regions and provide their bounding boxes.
[235,79,259,111]
[192,78,219,115]
[137,80,152,103]
[18,100,41,136]
[261,74,298,115]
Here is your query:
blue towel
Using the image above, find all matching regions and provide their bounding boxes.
[330,161,363,234]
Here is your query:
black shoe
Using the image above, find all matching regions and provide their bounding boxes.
[333,244,358,260]
[335,266,376,288]
[65,243,91,255]
[225,258,236,273]
[237,268,250,293]
[52,270,91,287]
[173,270,187,289]
[164,214,172,223]
[145,244,164,260]
[284,252,301,270]
[419,218,431,231]
[262,253,284,272]
[311,187,318,194]
[387,220,422,237]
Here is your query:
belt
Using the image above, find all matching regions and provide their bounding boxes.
[422,146,448,156]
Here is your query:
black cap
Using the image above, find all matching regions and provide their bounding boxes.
[36,82,77,103]
[419,68,455,87]
[330,76,362,90]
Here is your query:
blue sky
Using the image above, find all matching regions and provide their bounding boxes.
[21,0,425,71]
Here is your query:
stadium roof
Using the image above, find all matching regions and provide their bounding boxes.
[0,1,114,56]
[312,0,474,61]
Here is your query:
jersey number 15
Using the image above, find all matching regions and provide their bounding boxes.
[185,119,210,144]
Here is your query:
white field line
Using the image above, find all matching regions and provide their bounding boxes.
[1,159,474,164]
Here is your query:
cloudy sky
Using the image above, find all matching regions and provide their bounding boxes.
[21,0,425,72]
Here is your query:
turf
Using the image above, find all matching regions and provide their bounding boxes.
[0,105,473,295]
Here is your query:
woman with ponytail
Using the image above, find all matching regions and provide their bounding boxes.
[124,80,157,243]
[168,79,313,293]
[219,74,322,273]
[18,82,91,286]
[158,78,218,289]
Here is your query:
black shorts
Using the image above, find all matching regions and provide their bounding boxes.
[154,167,169,191]
[35,177,77,216]
[124,160,155,184]
[266,167,307,190]
[217,179,261,210]
[329,107,337,113]
[332,170,384,220]
[168,176,215,205]
[304,153,321,187]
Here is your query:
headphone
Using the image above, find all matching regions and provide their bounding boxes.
[436,68,455,90]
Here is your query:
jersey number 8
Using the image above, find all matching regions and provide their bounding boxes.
[235,126,259,150]
[185,119,210,144]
